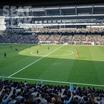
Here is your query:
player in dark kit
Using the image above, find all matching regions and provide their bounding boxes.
[15,48,18,51]
[4,52,6,57]
[48,47,50,50]
[37,50,39,54]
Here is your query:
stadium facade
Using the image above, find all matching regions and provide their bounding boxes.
[0,4,103,35]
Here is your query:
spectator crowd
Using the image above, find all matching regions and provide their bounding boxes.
[0,80,104,104]
[38,34,104,45]
[0,27,104,45]
[0,34,38,44]
[0,34,104,45]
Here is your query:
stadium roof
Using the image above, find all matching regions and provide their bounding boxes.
[0,0,104,6]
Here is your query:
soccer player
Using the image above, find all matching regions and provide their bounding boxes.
[48,46,50,50]
[37,50,39,54]
[4,52,6,57]
[15,48,18,51]
[76,48,79,58]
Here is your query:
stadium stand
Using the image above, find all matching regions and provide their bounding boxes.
[0,5,104,45]
[0,80,104,104]
[1,34,104,45]
[0,34,38,44]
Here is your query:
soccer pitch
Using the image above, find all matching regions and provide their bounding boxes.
[0,44,104,87]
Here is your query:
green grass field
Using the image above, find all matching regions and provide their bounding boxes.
[0,44,104,87]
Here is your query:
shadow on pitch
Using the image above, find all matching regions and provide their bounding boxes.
[12,54,104,85]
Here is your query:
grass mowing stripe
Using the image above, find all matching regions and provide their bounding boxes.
[0,75,104,87]
[8,45,64,78]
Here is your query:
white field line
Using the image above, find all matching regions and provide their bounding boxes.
[0,75,104,87]
[8,45,64,78]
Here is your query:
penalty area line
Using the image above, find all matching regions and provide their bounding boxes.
[8,45,64,78]
[0,75,104,87]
